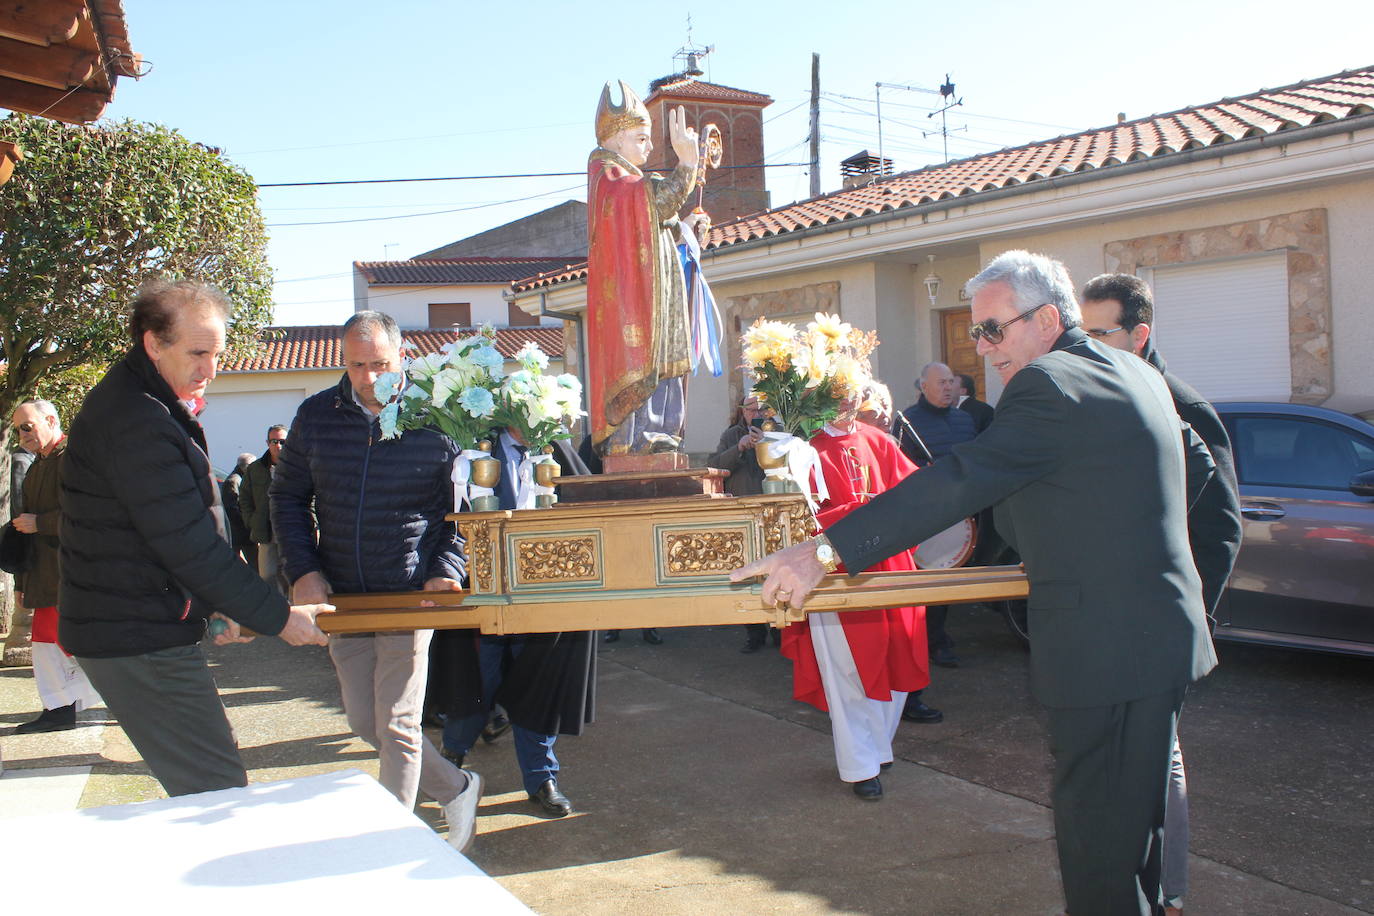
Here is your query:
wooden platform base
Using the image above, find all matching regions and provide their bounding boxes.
[321,565,1029,635]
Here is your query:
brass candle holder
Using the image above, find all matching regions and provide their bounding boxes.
[755,421,799,494]
[470,439,501,512]
[533,445,560,507]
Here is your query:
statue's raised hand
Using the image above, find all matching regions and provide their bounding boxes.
[668,105,699,169]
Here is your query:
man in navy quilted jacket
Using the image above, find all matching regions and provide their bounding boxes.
[271,310,482,851]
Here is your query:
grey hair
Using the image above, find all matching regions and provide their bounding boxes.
[342,310,402,350]
[966,250,1080,329]
[16,398,59,420]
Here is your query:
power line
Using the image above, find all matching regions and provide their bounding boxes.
[266,184,584,228]
[257,162,808,189]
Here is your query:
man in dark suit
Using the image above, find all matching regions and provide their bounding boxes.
[734,250,1218,916]
[956,372,995,434]
[1081,272,1242,916]
[432,429,597,818]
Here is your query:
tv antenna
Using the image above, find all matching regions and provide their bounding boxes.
[923,75,965,162]
[674,15,713,76]
[874,79,941,178]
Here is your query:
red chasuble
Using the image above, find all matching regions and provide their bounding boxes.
[781,423,931,711]
[585,150,693,448]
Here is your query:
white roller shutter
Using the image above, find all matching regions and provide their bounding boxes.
[1143,253,1290,401]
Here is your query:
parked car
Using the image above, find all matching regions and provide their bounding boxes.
[1000,399,1374,657]
[1212,400,1374,658]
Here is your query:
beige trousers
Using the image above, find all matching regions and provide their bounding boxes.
[328,629,466,810]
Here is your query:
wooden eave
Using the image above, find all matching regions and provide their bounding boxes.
[0,0,140,124]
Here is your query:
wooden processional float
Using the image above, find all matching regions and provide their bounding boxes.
[319,468,1028,635]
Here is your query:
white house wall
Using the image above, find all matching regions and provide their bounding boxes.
[200,369,340,470]
[356,283,559,329]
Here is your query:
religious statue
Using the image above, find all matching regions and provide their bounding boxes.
[586,79,700,459]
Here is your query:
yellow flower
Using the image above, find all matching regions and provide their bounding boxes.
[832,354,870,399]
[807,312,852,343]
[793,339,833,388]
[742,319,798,371]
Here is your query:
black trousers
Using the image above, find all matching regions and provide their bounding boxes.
[1046,686,1185,916]
[79,644,247,797]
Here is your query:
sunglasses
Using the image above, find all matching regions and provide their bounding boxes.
[268,438,287,445]
[14,421,38,433]
[968,303,1050,345]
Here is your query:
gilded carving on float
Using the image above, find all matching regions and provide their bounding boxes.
[516,537,598,582]
[469,521,494,592]
[663,530,746,575]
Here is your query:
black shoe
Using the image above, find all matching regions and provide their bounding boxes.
[481,711,511,744]
[14,703,77,734]
[440,746,466,769]
[530,778,573,817]
[901,699,944,724]
[930,646,961,668]
[740,639,765,654]
[604,630,621,643]
[641,628,663,645]
[851,776,883,800]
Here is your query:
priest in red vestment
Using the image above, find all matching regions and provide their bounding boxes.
[586,80,699,455]
[781,391,931,800]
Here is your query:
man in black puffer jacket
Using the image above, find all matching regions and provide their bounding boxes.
[271,310,482,851]
[60,281,330,798]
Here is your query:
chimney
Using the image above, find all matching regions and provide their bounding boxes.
[840,150,893,190]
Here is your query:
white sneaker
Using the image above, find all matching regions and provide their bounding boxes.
[444,769,483,853]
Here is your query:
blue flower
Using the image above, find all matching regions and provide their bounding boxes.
[470,346,504,371]
[459,386,496,418]
[378,402,400,439]
[373,371,402,402]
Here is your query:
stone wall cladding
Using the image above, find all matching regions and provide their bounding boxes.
[721,281,841,413]
[1104,209,1331,401]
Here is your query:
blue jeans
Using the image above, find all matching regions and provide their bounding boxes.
[442,634,558,795]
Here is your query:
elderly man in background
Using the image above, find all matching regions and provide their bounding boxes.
[272,310,482,850]
[735,251,1217,915]
[10,399,100,733]
[894,361,977,681]
[59,281,331,797]
[1081,272,1243,916]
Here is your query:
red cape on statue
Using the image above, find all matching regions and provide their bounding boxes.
[586,151,660,445]
[782,423,931,711]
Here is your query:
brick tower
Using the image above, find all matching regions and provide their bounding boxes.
[643,74,772,223]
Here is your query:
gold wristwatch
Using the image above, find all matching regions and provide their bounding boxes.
[812,533,839,573]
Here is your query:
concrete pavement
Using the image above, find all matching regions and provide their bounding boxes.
[1,612,1366,915]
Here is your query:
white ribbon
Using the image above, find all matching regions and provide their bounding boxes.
[761,431,828,513]
[451,449,494,510]
[514,453,558,510]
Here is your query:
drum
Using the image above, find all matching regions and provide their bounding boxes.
[912,517,977,569]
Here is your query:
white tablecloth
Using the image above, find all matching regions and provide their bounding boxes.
[0,768,530,912]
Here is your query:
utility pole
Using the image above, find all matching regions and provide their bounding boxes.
[808,53,821,198]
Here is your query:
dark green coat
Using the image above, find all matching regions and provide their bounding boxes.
[239,452,274,544]
[16,437,65,608]
[826,328,1218,708]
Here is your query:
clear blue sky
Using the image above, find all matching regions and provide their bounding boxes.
[40,0,1374,325]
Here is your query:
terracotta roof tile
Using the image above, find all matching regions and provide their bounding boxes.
[646,76,772,106]
[355,257,584,285]
[701,66,1374,252]
[222,325,564,373]
[509,66,1374,294]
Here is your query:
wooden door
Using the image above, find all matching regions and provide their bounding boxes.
[940,308,983,390]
